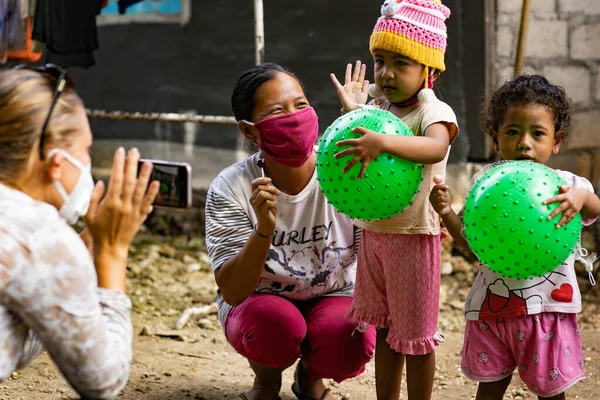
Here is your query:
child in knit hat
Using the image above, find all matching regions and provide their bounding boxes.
[330,1,458,399]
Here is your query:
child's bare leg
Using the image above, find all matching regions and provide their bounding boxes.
[375,328,405,400]
[539,393,565,400]
[475,375,512,400]
[242,360,288,400]
[406,353,435,400]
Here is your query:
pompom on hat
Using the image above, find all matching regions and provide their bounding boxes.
[370,0,451,72]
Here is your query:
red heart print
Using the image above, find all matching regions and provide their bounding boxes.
[551,284,573,303]
[488,292,510,312]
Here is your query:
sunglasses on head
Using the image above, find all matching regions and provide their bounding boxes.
[13,64,74,160]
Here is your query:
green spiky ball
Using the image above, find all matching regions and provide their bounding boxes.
[463,161,582,279]
[316,107,423,221]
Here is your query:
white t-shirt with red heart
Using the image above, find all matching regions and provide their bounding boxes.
[464,170,597,321]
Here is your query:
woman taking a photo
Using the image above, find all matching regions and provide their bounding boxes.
[0,65,158,399]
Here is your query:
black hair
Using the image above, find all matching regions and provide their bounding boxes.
[483,74,572,137]
[231,62,299,122]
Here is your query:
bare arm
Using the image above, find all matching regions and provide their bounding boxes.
[84,147,159,291]
[335,123,451,179]
[581,191,600,221]
[206,177,279,306]
[429,183,471,251]
[440,209,470,250]
[214,232,271,306]
[380,123,451,164]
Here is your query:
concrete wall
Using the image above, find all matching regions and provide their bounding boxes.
[65,0,489,189]
[494,0,600,185]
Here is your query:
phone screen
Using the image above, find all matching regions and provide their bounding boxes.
[139,159,192,209]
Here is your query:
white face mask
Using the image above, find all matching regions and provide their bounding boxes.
[47,149,95,225]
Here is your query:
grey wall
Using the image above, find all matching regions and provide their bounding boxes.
[66,0,486,166]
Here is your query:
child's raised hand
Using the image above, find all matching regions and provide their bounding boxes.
[330,61,370,113]
[543,185,587,228]
[334,126,384,180]
[430,176,453,217]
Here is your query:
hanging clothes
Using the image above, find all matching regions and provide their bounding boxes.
[0,0,25,62]
[0,18,42,63]
[32,0,99,69]
[96,0,108,16]
[0,0,40,63]
[19,0,34,18]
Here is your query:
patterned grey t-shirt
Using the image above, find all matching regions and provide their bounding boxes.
[205,152,360,330]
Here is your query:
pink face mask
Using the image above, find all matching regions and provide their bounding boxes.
[244,107,319,168]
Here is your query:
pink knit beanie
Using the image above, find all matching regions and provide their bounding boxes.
[370,0,451,71]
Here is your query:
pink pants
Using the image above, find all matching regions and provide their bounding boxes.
[225,294,376,382]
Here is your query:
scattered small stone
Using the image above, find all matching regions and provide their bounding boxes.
[182,254,198,264]
[139,326,153,336]
[441,261,453,275]
[159,244,177,258]
[187,263,202,272]
[448,300,464,310]
[187,237,204,250]
[198,252,210,264]
[154,330,187,342]
[197,319,213,329]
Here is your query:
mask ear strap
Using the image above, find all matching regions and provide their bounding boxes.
[240,120,260,147]
[45,148,61,163]
[52,180,71,202]
[46,148,86,170]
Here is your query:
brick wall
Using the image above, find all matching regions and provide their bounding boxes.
[494,0,600,185]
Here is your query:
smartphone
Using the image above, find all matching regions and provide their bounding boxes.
[139,159,192,210]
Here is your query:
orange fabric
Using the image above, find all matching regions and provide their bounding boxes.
[0,19,42,63]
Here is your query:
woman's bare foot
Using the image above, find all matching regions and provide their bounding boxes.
[241,360,285,400]
[294,359,336,399]
[240,383,280,400]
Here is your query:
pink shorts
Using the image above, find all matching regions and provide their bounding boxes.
[346,230,443,355]
[461,313,585,397]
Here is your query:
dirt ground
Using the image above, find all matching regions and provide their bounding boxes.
[2,229,600,400]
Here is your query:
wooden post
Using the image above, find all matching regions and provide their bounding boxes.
[514,0,531,76]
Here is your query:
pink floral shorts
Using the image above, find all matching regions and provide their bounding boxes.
[346,231,443,355]
[461,313,585,397]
